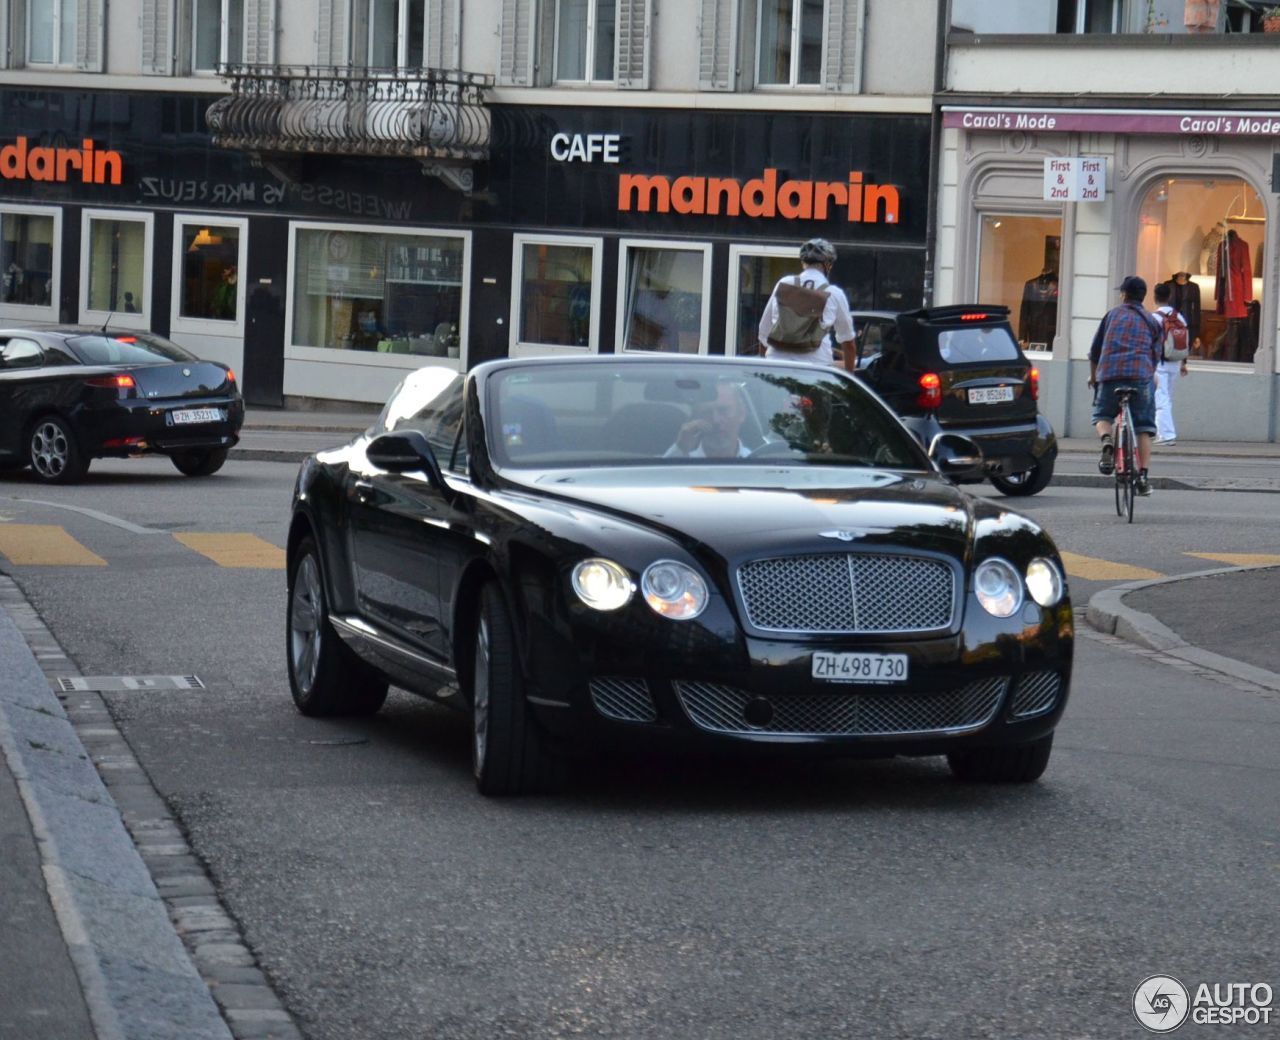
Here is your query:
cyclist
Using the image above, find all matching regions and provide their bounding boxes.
[1088,275,1163,497]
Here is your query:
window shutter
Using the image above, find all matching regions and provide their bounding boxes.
[426,0,460,69]
[497,0,536,86]
[697,0,738,91]
[140,0,175,75]
[821,0,864,93]
[244,0,277,64]
[615,0,650,90]
[316,0,350,66]
[0,0,15,70]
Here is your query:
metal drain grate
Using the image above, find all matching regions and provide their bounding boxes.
[56,675,206,692]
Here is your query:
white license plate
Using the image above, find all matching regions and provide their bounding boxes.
[171,408,224,425]
[811,652,908,685]
[968,386,1014,405]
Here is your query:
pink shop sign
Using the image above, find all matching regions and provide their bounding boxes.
[942,107,1280,138]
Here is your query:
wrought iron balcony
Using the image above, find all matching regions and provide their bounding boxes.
[207,64,492,164]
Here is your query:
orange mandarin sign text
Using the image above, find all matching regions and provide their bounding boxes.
[0,137,123,186]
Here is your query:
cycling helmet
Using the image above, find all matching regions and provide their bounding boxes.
[799,238,838,265]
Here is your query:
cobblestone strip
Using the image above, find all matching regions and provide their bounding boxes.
[0,576,305,1040]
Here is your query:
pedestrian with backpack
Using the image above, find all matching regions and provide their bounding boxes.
[1152,281,1189,446]
[757,239,856,370]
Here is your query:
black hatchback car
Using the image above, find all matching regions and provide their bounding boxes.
[0,327,244,483]
[286,356,1073,796]
[856,306,1057,496]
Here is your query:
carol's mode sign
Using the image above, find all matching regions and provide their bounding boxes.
[1043,157,1105,202]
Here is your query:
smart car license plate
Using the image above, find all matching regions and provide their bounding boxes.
[171,408,224,425]
[968,386,1014,405]
[812,652,908,684]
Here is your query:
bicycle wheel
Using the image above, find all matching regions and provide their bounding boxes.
[1117,411,1137,523]
[1113,406,1128,518]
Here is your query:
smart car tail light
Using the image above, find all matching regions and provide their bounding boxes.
[917,373,942,410]
[1029,367,1040,401]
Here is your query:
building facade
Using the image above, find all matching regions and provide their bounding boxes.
[0,0,938,405]
[936,0,1280,441]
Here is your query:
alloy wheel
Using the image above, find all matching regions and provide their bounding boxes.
[473,617,491,777]
[290,554,323,694]
[31,421,70,480]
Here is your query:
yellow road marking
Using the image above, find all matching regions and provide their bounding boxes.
[0,524,106,567]
[1184,552,1280,567]
[1058,551,1163,582]
[174,533,285,569]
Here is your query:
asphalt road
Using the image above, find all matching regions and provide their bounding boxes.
[2,457,1279,1039]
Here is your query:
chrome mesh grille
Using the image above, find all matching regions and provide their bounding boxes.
[1009,672,1061,719]
[737,553,955,634]
[674,677,1008,738]
[589,677,657,724]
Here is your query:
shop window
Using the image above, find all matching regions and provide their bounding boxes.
[978,215,1063,353]
[1,208,58,317]
[555,0,616,81]
[173,218,246,327]
[1136,176,1265,364]
[618,242,711,354]
[727,247,793,356]
[757,0,824,86]
[192,0,246,72]
[28,0,77,65]
[81,211,153,327]
[512,236,602,353]
[290,225,469,360]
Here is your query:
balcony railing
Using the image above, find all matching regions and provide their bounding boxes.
[207,65,492,162]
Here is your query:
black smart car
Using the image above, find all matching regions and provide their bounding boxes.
[0,327,244,483]
[856,306,1058,496]
[286,356,1073,796]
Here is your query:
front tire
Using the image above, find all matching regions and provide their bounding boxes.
[471,583,562,796]
[28,416,89,484]
[286,536,388,717]
[172,448,229,477]
[989,453,1055,497]
[947,734,1053,783]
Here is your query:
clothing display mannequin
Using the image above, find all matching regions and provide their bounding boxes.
[1160,272,1201,348]
[1214,230,1253,362]
[1019,269,1058,348]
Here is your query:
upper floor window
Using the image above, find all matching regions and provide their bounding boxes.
[192,0,246,72]
[367,0,425,68]
[555,0,616,82]
[758,0,824,86]
[28,0,77,66]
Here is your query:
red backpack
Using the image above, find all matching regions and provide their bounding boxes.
[1160,311,1190,362]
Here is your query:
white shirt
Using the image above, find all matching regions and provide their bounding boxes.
[757,269,856,367]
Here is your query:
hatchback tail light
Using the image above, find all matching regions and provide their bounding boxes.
[225,368,236,384]
[1029,367,1040,401]
[86,373,136,390]
[917,372,943,410]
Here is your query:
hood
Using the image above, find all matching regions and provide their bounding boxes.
[514,465,975,562]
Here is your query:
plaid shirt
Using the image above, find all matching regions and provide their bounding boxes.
[1090,303,1162,383]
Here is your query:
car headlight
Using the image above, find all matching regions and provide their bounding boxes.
[641,560,708,620]
[974,558,1022,618]
[571,558,634,611]
[1025,557,1065,608]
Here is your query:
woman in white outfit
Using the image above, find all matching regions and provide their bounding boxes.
[1151,281,1188,445]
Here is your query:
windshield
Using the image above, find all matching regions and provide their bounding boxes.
[487,361,929,471]
[68,332,198,366]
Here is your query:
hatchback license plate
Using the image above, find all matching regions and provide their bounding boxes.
[968,386,1014,405]
[812,652,908,684]
[171,408,224,425]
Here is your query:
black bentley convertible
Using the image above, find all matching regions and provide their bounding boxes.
[286,357,1073,795]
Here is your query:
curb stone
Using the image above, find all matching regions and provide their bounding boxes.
[1085,564,1280,694]
[0,576,305,1040]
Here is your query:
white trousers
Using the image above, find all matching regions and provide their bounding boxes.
[1154,360,1181,441]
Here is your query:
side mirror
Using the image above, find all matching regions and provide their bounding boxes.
[366,430,450,491]
[928,433,984,480]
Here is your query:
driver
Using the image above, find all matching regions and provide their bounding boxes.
[664,382,752,459]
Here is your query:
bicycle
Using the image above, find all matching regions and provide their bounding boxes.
[1108,385,1141,523]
